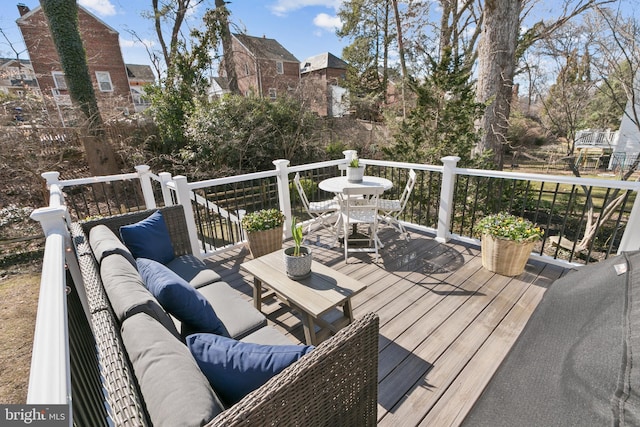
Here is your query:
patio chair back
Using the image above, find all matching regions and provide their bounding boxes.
[293,172,339,243]
[379,169,417,239]
[340,186,384,262]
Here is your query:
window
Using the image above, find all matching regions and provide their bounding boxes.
[276,61,284,75]
[244,63,250,76]
[268,88,277,100]
[95,71,113,92]
[52,71,67,90]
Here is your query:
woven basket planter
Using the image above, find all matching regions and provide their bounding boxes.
[246,225,283,258]
[481,234,536,276]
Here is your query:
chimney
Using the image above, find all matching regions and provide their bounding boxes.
[17,3,30,16]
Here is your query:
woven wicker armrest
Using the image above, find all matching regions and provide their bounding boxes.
[80,205,193,257]
[69,222,151,426]
[206,312,380,427]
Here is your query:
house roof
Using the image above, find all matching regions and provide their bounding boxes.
[16,4,119,35]
[233,33,299,63]
[0,58,32,67]
[300,52,348,74]
[211,76,230,90]
[126,64,155,81]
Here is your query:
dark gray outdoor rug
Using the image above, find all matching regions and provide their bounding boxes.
[462,251,640,427]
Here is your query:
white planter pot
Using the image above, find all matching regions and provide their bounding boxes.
[347,166,365,183]
[283,246,312,279]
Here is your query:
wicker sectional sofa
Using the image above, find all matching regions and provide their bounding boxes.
[70,205,379,426]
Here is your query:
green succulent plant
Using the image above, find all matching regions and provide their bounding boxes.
[291,217,304,256]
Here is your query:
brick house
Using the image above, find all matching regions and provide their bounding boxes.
[16,4,134,125]
[224,33,300,99]
[126,64,155,112]
[0,58,39,97]
[300,52,349,117]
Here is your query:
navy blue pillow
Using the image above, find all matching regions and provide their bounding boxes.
[120,211,174,264]
[136,258,229,337]
[187,333,314,405]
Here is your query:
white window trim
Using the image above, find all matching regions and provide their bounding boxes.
[52,71,67,90]
[276,61,284,75]
[95,71,113,92]
[268,88,277,100]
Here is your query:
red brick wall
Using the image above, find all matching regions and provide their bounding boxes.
[17,7,133,124]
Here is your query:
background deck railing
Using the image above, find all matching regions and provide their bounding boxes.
[29,153,640,421]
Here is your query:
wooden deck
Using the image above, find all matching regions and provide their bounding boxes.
[204,226,571,426]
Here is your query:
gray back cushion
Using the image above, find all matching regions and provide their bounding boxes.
[89,224,134,264]
[122,312,224,427]
[100,252,180,338]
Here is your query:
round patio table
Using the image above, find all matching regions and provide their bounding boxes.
[318,176,393,193]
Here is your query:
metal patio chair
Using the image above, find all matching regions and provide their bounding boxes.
[378,169,417,240]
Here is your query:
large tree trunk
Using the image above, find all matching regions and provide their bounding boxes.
[473,0,521,169]
[215,0,240,94]
[40,0,119,176]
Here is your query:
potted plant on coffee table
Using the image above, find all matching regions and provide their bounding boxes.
[346,152,365,183]
[476,212,544,276]
[241,208,285,258]
[284,217,312,279]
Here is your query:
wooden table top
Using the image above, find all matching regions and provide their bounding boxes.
[240,249,367,318]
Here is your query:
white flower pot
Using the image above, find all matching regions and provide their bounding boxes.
[347,165,365,183]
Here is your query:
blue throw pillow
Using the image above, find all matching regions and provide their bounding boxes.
[120,211,175,264]
[136,258,229,337]
[187,333,314,405]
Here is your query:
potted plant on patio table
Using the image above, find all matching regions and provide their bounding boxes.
[476,212,544,276]
[346,152,365,183]
[241,208,285,258]
[284,217,312,279]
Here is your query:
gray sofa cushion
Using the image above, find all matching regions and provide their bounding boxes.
[89,224,134,265]
[241,325,295,346]
[100,254,179,338]
[122,312,224,427]
[166,254,222,288]
[197,281,266,340]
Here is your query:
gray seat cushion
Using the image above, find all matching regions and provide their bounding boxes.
[89,224,135,265]
[100,254,179,338]
[197,281,266,339]
[166,254,221,288]
[121,312,224,427]
[240,325,295,346]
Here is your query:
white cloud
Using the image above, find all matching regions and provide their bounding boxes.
[79,0,116,16]
[313,13,343,32]
[269,0,343,17]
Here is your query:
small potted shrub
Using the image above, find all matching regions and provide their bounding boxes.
[346,152,365,183]
[241,208,285,258]
[476,212,544,276]
[283,217,312,279]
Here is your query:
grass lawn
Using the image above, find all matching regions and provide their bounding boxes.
[0,268,40,404]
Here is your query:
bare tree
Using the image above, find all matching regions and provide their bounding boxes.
[474,0,615,169]
[40,0,119,175]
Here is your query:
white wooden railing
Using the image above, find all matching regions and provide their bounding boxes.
[28,154,640,422]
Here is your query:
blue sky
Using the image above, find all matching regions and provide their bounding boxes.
[0,0,348,67]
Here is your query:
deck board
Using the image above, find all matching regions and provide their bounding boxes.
[204,226,573,426]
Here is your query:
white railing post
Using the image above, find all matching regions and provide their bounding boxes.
[173,175,202,257]
[135,165,156,209]
[159,172,174,206]
[618,190,640,253]
[28,206,71,412]
[436,156,461,243]
[273,159,292,238]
